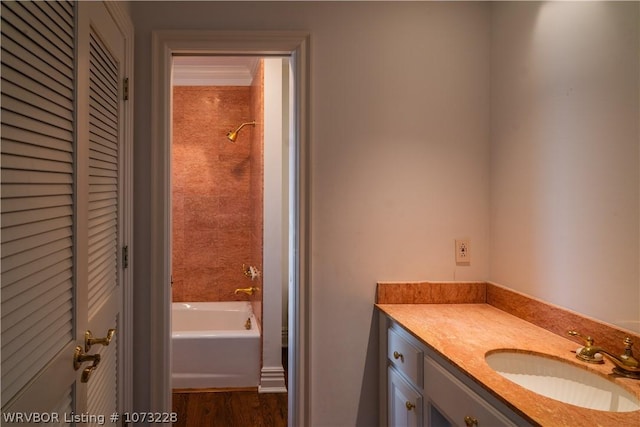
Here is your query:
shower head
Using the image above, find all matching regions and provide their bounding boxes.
[226,121,256,142]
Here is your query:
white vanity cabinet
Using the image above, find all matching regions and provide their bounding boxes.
[380,314,531,427]
[386,326,425,426]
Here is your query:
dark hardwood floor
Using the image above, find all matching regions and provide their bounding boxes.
[172,390,287,427]
[172,348,288,426]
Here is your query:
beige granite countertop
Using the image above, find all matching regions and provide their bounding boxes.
[376,303,640,426]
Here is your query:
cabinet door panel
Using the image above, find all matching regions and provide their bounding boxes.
[389,366,423,427]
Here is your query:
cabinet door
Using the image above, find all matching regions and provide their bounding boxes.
[389,367,423,427]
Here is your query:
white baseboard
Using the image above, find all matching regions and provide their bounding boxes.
[258,366,287,393]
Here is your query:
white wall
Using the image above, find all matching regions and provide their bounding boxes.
[490,2,639,332]
[131,2,490,425]
[131,1,639,423]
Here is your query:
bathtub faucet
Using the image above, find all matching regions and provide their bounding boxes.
[235,287,260,296]
[242,264,261,281]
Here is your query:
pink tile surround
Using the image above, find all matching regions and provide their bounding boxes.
[172,85,253,302]
[249,62,264,325]
[376,281,640,355]
[172,61,264,318]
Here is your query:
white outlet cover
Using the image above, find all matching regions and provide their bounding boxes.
[455,239,470,264]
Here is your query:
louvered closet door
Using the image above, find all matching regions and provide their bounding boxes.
[1,0,125,422]
[77,1,125,421]
[1,0,79,418]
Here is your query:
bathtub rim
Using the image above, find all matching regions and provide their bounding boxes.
[171,301,260,337]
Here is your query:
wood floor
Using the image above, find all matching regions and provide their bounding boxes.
[172,390,287,427]
[172,349,288,426]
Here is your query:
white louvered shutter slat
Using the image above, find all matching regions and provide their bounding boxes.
[2,232,72,275]
[1,0,76,408]
[87,27,120,317]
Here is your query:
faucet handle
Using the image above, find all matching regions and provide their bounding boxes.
[568,330,594,347]
[568,330,604,364]
[621,337,637,363]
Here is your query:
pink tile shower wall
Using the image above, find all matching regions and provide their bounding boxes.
[172,85,263,302]
[249,62,264,324]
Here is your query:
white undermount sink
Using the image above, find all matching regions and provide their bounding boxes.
[485,349,640,413]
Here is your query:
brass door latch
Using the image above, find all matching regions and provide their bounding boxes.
[73,346,101,383]
[73,329,116,383]
[85,329,116,352]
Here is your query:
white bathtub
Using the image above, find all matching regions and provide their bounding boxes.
[172,302,260,389]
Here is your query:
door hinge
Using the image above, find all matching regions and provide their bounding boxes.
[123,77,129,101]
[122,245,129,269]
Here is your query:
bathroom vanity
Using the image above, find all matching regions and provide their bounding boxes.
[381,312,530,427]
[376,282,640,427]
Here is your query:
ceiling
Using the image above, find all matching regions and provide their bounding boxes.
[172,56,260,86]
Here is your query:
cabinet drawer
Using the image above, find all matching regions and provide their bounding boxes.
[388,327,423,387]
[424,357,516,427]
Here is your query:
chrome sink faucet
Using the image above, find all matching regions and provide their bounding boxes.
[568,330,640,380]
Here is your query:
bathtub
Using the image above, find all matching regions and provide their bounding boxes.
[172,301,260,389]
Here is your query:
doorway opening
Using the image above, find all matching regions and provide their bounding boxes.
[150,32,310,426]
[170,56,290,392]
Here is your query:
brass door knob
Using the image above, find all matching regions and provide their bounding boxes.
[405,401,415,411]
[464,416,478,426]
[73,346,101,370]
[73,346,101,383]
[393,351,404,362]
[81,365,98,383]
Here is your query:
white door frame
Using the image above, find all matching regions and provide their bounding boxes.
[150,31,310,426]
